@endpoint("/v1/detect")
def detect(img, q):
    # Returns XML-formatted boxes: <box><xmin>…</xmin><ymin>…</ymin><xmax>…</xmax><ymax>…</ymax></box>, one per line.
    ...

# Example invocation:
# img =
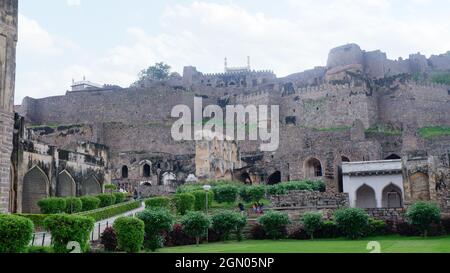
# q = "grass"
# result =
<box><xmin>419</xmin><ymin>126</ymin><xmax>450</xmax><ymax>139</ymax></box>
<box><xmin>157</xmin><ymin>235</ymin><xmax>450</xmax><ymax>253</ymax></box>
<box><xmin>365</xmin><ymin>124</ymin><xmax>402</xmax><ymax>136</ymax></box>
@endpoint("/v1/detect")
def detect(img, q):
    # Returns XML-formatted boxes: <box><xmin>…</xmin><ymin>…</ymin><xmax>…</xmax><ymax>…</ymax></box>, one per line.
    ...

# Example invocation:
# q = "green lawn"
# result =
<box><xmin>158</xmin><ymin>236</ymin><xmax>450</xmax><ymax>253</ymax></box>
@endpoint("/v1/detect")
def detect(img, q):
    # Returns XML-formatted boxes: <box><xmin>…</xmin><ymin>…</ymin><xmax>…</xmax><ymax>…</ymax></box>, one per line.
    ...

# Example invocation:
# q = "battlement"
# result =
<box><xmin>201</xmin><ymin>70</ymin><xmax>275</xmax><ymax>78</ymax></box>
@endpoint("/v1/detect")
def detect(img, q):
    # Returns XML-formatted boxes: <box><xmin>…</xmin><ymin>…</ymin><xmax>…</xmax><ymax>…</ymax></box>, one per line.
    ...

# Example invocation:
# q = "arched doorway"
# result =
<box><xmin>22</xmin><ymin>166</ymin><xmax>49</xmax><ymax>213</ymax></box>
<box><xmin>143</xmin><ymin>164</ymin><xmax>151</xmax><ymax>178</ymax></box>
<box><xmin>56</xmin><ymin>170</ymin><xmax>76</xmax><ymax>197</ymax></box>
<box><xmin>81</xmin><ymin>176</ymin><xmax>102</xmax><ymax>196</ymax></box>
<box><xmin>215</xmin><ymin>167</ymin><xmax>222</xmax><ymax>179</ymax></box>
<box><xmin>355</xmin><ymin>184</ymin><xmax>376</xmax><ymax>209</ymax></box>
<box><xmin>240</xmin><ymin>172</ymin><xmax>252</xmax><ymax>184</ymax></box>
<box><xmin>385</xmin><ymin>154</ymin><xmax>401</xmax><ymax>160</ymax></box>
<box><xmin>268</xmin><ymin>171</ymin><xmax>281</xmax><ymax>185</ymax></box>
<box><xmin>304</xmin><ymin>158</ymin><xmax>323</xmax><ymax>178</ymax></box>
<box><xmin>409</xmin><ymin>172</ymin><xmax>431</xmax><ymax>201</ymax></box>
<box><xmin>122</xmin><ymin>166</ymin><xmax>128</xmax><ymax>179</ymax></box>
<box><xmin>382</xmin><ymin>184</ymin><xmax>403</xmax><ymax>208</ymax></box>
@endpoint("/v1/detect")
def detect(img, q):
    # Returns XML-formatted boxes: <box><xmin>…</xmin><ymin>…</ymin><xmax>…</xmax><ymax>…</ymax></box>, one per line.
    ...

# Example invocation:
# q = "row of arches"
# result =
<box><xmin>355</xmin><ymin>183</ymin><xmax>403</xmax><ymax>209</ymax></box>
<box><xmin>22</xmin><ymin>166</ymin><xmax>102</xmax><ymax>213</ymax></box>
<box><xmin>121</xmin><ymin>163</ymin><xmax>151</xmax><ymax>179</ymax></box>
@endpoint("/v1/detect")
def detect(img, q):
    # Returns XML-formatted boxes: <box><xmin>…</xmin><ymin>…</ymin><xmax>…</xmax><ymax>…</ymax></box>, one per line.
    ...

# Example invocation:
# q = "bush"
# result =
<box><xmin>0</xmin><ymin>215</ymin><xmax>34</xmax><ymax>253</ymax></box>
<box><xmin>249</xmin><ymin>224</ymin><xmax>266</xmax><ymax>240</ymax></box>
<box><xmin>101</xmin><ymin>227</ymin><xmax>117</xmax><ymax>252</ymax></box>
<box><xmin>334</xmin><ymin>208</ymin><xmax>369</xmax><ymax>239</ymax></box>
<box><xmin>96</xmin><ymin>194</ymin><xmax>116</xmax><ymax>208</ymax></box>
<box><xmin>44</xmin><ymin>214</ymin><xmax>94</xmax><ymax>253</ymax></box>
<box><xmin>235</xmin><ymin>214</ymin><xmax>248</xmax><ymax>242</ymax></box>
<box><xmin>239</xmin><ymin>185</ymin><xmax>266</xmax><ymax>203</ymax></box>
<box><xmin>145</xmin><ymin>197</ymin><xmax>172</xmax><ymax>210</ymax></box>
<box><xmin>315</xmin><ymin>221</ymin><xmax>341</xmax><ymax>239</ymax></box>
<box><xmin>77</xmin><ymin>201</ymin><xmax>141</xmax><ymax>222</ymax></box>
<box><xmin>136</xmin><ymin>208</ymin><xmax>174</xmax><ymax>251</ymax></box>
<box><xmin>80</xmin><ymin>196</ymin><xmax>101</xmax><ymax>211</ymax></box>
<box><xmin>173</xmin><ymin>193</ymin><xmax>195</xmax><ymax>215</ymax></box>
<box><xmin>211</xmin><ymin>211</ymin><xmax>247</xmax><ymax>241</ymax></box>
<box><xmin>113</xmin><ymin>216</ymin><xmax>145</xmax><ymax>253</ymax></box>
<box><xmin>301</xmin><ymin>212</ymin><xmax>323</xmax><ymax>239</ymax></box>
<box><xmin>441</xmin><ymin>218</ymin><xmax>450</xmax><ymax>234</ymax></box>
<box><xmin>164</xmin><ymin>223</ymin><xmax>196</xmax><ymax>247</ymax></box>
<box><xmin>37</xmin><ymin>198</ymin><xmax>67</xmax><ymax>214</ymax></box>
<box><xmin>287</xmin><ymin>225</ymin><xmax>310</xmax><ymax>240</ymax></box>
<box><xmin>113</xmin><ymin>192</ymin><xmax>126</xmax><ymax>204</ymax></box>
<box><xmin>406</xmin><ymin>202</ymin><xmax>441</xmax><ymax>237</ymax></box>
<box><xmin>181</xmin><ymin>211</ymin><xmax>211</xmax><ymax>246</ymax></box>
<box><xmin>258</xmin><ymin>211</ymin><xmax>291</xmax><ymax>240</ymax></box>
<box><xmin>105</xmin><ymin>184</ymin><xmax>118</xmax><ymax>192</ymax></box>
<box><xmin>191</xmin><ymin>191</ymin><xmax>213</xmax><ymax>211</ymax></box>
<box><xmin>213</xmin><ymin>185</ymin><xmax>239</xmax><ymax>204</ymax></box>
<box><xmin>397</xmin><ymin>221</ymin><xmax>421</xmax><ymax>236</ymax></box>
<box><xmin>364</xmin><ymin>218</ymin><xmax>388</xmax><ymax>237</ymax></box>
<box><xmin>64</xmin><ymin>198</ymin><xmax>83</xmax><ymax>214</ymax></box>
<box><xmin>27</xmin><ymin>246</ymin><xmax>54</xmax><ymax>253</ymax></box>
<box><xmin>14</xmin><ymin>214</ymin><xmax>53</xmax><ymax>231</ymax></box>
<box><xmin>267</xmin><ymin>181</ymin><xmax>326</xmax><ymax>195</ymax></box>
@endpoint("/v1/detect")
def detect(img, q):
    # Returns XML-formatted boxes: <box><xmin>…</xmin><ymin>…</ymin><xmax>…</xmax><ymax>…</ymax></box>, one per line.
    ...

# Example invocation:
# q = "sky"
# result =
<box><xmin>15</xmin><ymin>0</ymin><xmax>450</xmax><ymax>104</ymax></box>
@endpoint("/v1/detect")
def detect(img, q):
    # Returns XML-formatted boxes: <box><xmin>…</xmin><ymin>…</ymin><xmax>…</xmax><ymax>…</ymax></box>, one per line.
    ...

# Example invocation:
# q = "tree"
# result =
<box><xmin>301</xmin><ymin>212</ymin><xmax>323</xmax><ymax>240</ymax></box>
<box><xmin>181</xmin><ymin>211</ymin><xmax>211</xmax><ymax>246</ymax></box>
<box><xmin>136</xmin><ymin>208</ymin><xmax>174</xmax><ymax>252</ymax></box>
<box><xmin>406</xmin><ymin>202</ymin><xmax>441</xmax><ymax>237</ymax></box>
<box><xmin>334</xmin><ymin>208</ymin><xmax>369</xmax><ymax>240</ymax></box>
<box><xmin>133</xmin><ymin>62</ymin><xmax>171</xmax><ymax>86</ymax></box>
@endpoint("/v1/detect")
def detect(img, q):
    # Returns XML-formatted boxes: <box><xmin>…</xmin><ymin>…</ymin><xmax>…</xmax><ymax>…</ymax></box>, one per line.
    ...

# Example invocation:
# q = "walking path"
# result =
<box><xmin>30</xmin><ymin>201</ymin><xmax>145</xmax><ymax>247</ymax></box>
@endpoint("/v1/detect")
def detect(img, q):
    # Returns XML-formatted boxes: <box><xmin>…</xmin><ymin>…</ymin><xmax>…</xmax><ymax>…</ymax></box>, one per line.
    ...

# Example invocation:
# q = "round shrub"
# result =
<box><xmin>213</xmin><ymin>185</ymin><xmax>239</xmax><ymax>204</ymax></box>
<box><xmin>258</xmin><ymin>211</ymin><xmax>290</xmax><ymax>240</ymax></box>
<box><xmin>113</xmin><ymin>216</ymin><xmax>145</xmax><ymax>253</ymax></box>
<box><xmin>191</xmin><ymin>190</ymin><xmax>213</xmax><ymax>211</ymax></box>
<box><xmin>44</xmin><ymin>214</ymin><xmax>94</xmax><ymax>253</ymax></box>
<box><xmin>38</xmin><ymin>197</ymin><xmax>67</xmax><ymax>214</ymax></box>
<box><xmin>239</xmin><ymin>185</ymin><xmax>265</xmax><ymax>203</ymax></box>
<box><xmin>0</xmin><ymin>215</ymin><xmax>34</xmax><ymax>253</ymax></box>
<box><xmin>181</xmin><ymin>211</ymin><xmax>211</xmax><ymax>246</ymax></box>
<box><xmin>96</xmin><ymin>194</ymin><xmax>116</xmax><ymax>208</ymax></box>
<box><xmin>173</xmin><ymin>193</ymin><xmax>195</xmax><ymax>215</ymax></box>
<box><xmin>136</xmin><ymin>208</ymin><xmax>174</xmax><ymax>251</ymax></box>
<box><xmin>406</xmin><ymin>201</ymin><xmax>441</xmax><ymax>237</ymax></box>
<box><xmin>334</xmin><ymin>208</ymin><xmax>369</xmax><ymax>239</ymax></box>
<box><xmin>80</xmin><ymin>196</ymin><xmax>101</xmax><ymax>211</ymax></box>
<box><xmin>145</xmin><ymin>196</ymin><xmax>172</xmax><ymax>210</ymax></box>
<box><xmin>211</xmin><ymin>211</ymin><xmax>247</xmax><ymax>241</ymax></box>
<box><xmin>113</xmin><ymin>192</ymin><xmax>126</xmax><ymax>204</ymax></box>
<box><xmin>301</xmin><ymin>212</ymin><xmax>323</xmax><ymax>239</ymax></box>
<box><xmin>101</xmin><ymin>227</ymin><xmax>117</xmax><ymax>252</ymax></box>
<box><xmin>64</xmin><ymin>197</ymin><xmax>82</xmax><ymax>214</ymax></box>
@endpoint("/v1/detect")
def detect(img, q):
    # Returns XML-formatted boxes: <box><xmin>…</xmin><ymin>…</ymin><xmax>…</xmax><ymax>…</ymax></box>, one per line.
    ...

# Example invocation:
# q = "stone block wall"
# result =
<box><xmin>365</xmin><ymin>208</ymin><xmax>406</xmax><ymax>223</ymax></box>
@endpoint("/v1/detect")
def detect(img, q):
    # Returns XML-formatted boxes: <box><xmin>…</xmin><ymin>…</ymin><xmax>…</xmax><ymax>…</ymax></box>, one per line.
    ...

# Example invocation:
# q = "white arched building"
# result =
<box><xmin>342</xmin><ymin>160</ymin><xmax>404</xmax><ymax>209</ymax></box>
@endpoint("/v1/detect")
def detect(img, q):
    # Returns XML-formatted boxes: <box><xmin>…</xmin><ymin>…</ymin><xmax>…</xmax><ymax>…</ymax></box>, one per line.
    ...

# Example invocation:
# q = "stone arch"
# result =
<box><xmin>240</xmin><ymin>172</ymin><xmax>252</xmax><ymax>184</ymax></box>
<box><xmin>304</xmin><ymin>157</ymin><xmax>323</xmax><ymax>178</ymax></box>
<box><xmin>143</xmin><ymin>164</ymin><xmax>151</xmax><ymax>178</ymax></box>
<box><xmin>215</xmin><ymin>167</ymin><xmax>223</xmax><ymax>179</ymax></box>
<box><xmin>121</xmin><ymin>166</ymin><xmax>128</xmax><ymax>179</ymax></box>
<box><xmin>268</xmin><ymin>171</ymin><xmax>281</xmax><ymax>185</ymax></box>
<box><xmin>385</xmin><ymin>154</ymin><xmax>401</xmax><ymax>160</ymax></box>
<box><xmin>81</xmin><ymin>176</ymin><xmax>102</xmax><ymax>196</ymax></box>
<box><xmin>22</xmin><ymin>166</ymin><xmax>49</xmax><ymax>214</ymax></box>
<box><xmin>224</xmin><ymin>170</ymin><xmax>232</xmax><ymax>180</ymax></box>
<box><xmin>341</xmin><ymin>156</ymin><xmax>351</xmax><ymax>162</ymax></box>
<box><xmin>382</xmin><ymin>183</ymin><xmax>403</xmax><ymax>208</ymax></box>
<box><xmin>56</xmin><ymin>170</ymin><xmax>76</xmax><ymax>197</ymax></box>
<box><xmin>409</xmin><ymin>172</ymin><xmax>431</xmax><ymax>201</ymax></box>
<box><xmin>355</xmin><ymin>184</ymin><xmax>377</xmax><ymax>209</ymax></box>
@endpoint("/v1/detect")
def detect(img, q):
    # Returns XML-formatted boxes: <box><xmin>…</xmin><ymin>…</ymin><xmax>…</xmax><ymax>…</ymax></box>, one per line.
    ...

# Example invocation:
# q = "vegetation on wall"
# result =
<box><xmin>419</xmin><ymin>126</ymin><xmax>450</xmax><ymax>139</ymax></box>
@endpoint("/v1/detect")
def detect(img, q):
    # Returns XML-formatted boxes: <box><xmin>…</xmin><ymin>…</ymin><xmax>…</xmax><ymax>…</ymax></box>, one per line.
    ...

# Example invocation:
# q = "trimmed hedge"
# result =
<box><xmin>96</xmin><ymin>194</ymin><xmax>117</xmax><ymax>208</ymax></box>
<box><xmin>173</xmin><ymin>193</ymin><xmax>195</xmax><ymax>215</ymax></box>
<box><xmin>113</xmin><ymin>192</ymin><xmax>127</xmax><ymax>204</ymax></box>
<box><xmin>258</xmin><ymin>211</ymin><xmax>291</xmax><ymax>239</ymax></box>
<box><xmin>145</xmin><ymin>197</ymin><xmax>172</xmax><ymax>210</ymax></box>
<box><xmin>213</xmin><ymin>185</ymin><xmax>239</xmax><ymax>204</ymax></box>
<box><xmin>65</xmin><ymin>197</ymin><xmax>83</xmax><ymax>214</ymax></box>
<box><xmin>0</xmin><ymin>215</ymin><xmax>34</xmax><ymax>253</ymax></box>
<box><xmin>14</xmin><ymin>214</ymin><xmax>55</xmax><ymax>231</ymax></box>
<box><xmin>44</xmin><ymin>214</ymin><xmax>95</xmax><ymax>253</ymax></box>
<box><xmin>239</xmin><ymin>185</ymin><xmax>265</xmax><ymax>203</ymax></box>
<box><xmin>114</xmin><ymin>216</ymin><xmax>145</xmax><ymax>253</ymax></box>
<box><xmin>77</xmin><ymin>201</ymin><xmax>141</xmax><ymax>222</ymax></box>
<box><xmin>80</xmin><ymin>196</ymin><xmax>101</xmax><ymax>211</ymax></box>
<box><xmin>191</xmin><ymin>191</ymin><xmax>213</xmax><ymax>211</ymax></box>
<box><xmin>211</xmin><ymin>210</ymin><xmax>247</xmax><ymax>241</ymax></box>
<box><xmin>136</xmin><ymin>208</ymin><xmax>174</xmax><ymax>252</ymax></box>
<box><xmin>37</xmin><ymin>198</ymin><xmax>67</xmax><ymax>214</ymax></box>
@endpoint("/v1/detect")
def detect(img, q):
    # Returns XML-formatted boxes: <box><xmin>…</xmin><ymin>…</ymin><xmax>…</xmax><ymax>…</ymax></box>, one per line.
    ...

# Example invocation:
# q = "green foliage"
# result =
<box><xmin>431</xmin><ymin>72</ymin><xmax>450</xmax><ymax>85</ymax></box>
<box><xmin>134</xmin><ymin>62</ymin><xmax>171</xmax><ymax>85</ymax></box>
<box><xmin>213</xmin><ymin>185</ymin><xmax>239</xmax><ymax>204</ymax></box>
<box><xmin>419</xmin><ymin>126</ymin><xmax>450</xmax><ymax>139</ymax></box>
<box><xmin>235</xmin><ymin>214</ymin><xmax>248</xmax><ymax>242</ymax></box>
<box><xmin>145</xmin><ymin>196</ymin><xmax>172</xmax><ymax>210</ymax></box>
<box><xmin>77</xmin><ymin>201</ymin><xmax>141</xmax><ymax>222</ymax></box>
<box><xmin>364</xmin><ymin>218</ymin><xmax>388</xmax><ymax>237</ymax></box>
<box><xmin>44</xmin><ymin>214</ymin><xmax>94</xmax><ymax>253</ymax></box>
<box><xmin>113</xmin><ymin>192</ymin><xmax>126</xmax><ymax>204</ymax></box>
<box><xmin>80</xmin><ymin>196</ymin><xmax>101</xmax><ymax>211</ymax></box>
<box><xmin>14</xmin><ymin>214</ymin><xmax>54</xmax><ymax>230</ymax></box>
<box><xmin>406</xmin><ymin>202</ymin><xmax>441</xmax><ymax>237</ymax></box>
<box><xmin>105</xmin><ymin>184</ymin><xmax>118</xmax><ymax>192</ymax></box>
<box><xmin>0</xmin><ymin>215</ymin><xmax>34</xmax><ymax>253</ymax></box>
<box><xmin>173</xmin><ymin>193</ymin><xmax>195</xmax><ymax>215</ymax></box>
<box><xmin>267</xmin><ymin>180</ymin><xmax>326</xmax><ymax>195</ymax></box>
<box><xmin>334</xmin><ymin>208</ymin><xmax>370</xmax><ymax>239</ymax></box>
<box><xmin>258</xmin><ymin>211</ymin><xmax>291</xmax><ymax>240</ymax></box>
<box><xmin>27</xmin><ymin>246</ymin><xmax>54</xmax><ymax>253</ymax></box>
<box><xmin>365</xmin><ymin>124</ymin><xmax>402</xmax><ymax>136</ymax></box>
<box><xmin>239</xmin><ymin>185</ymin><xmax>265</xmax><ymax>202</ymax></box>
<box><xmin>191</xmin><ymin>190</ymin><xmax>214</xmax><ymax>211</ymax></box>
<box><xmin>181</xmin><ymin>211</ymin><xmax>211</xmax><ymax>246</ymax></box>
<box><xmin>211</xmin><ymin>211</ymin><xmax>247</xmax><ymax>241</ymax></box>
<box><xmin>301</xmin><ymin>212</ymin><xmax>323</xmax><ymax>239</ymax></box>
<box><xmin>136</xmin><ymin>208</ymin><xmax>174</xmax><ymax>251</ymax></box>
<box><xmin>64</xmin><ymin>198</ymin><xmax>83</xmax><ymax>214</ymax></box>
<box><xmin>37</xmin><ymin>197</ymin><xmax>67</xmax><ymax>214</ymax></box>
<box><xmin>96</xmin><ymin>194</ymin><xmax>117</xmax><ymax>208</ymax></box>
<box><xmin>113</xmin><ymin>216</ymin><xmax>145</xmax><ymax>253</ymax></box>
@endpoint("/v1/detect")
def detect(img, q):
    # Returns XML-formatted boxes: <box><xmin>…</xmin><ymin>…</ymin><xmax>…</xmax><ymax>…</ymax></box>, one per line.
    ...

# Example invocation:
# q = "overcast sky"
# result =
<box><xmin>15</xmin><ymin>0</ymin><xmax>450</xmax><ymax>104</ymax></box>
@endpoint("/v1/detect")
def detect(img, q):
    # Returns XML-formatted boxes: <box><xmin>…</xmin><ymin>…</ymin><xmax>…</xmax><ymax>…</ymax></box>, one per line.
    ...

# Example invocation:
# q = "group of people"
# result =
<box><xmin>238</xmin><ymin>202</ymin><xmax>265</xmax><ymax>215</ymax></box>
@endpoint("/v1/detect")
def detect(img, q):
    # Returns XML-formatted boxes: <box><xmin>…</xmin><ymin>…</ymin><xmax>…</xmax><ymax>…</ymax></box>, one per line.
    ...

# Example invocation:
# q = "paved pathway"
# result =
<box><xmin>30</xmin><ymin>201</ymin><xmax>145</xmax><ymax>247</ymax></box>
